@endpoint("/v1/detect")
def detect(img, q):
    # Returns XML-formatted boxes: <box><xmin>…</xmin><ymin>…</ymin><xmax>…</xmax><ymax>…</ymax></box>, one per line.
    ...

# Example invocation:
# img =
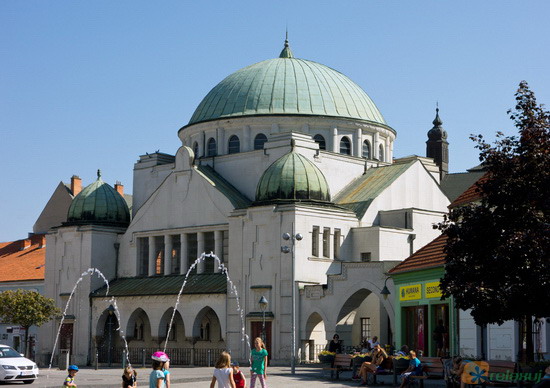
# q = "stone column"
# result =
<box><xmin>214</xmin><ymin>230</ymin><xmax>223</xmax><ymax>273</ymax></box>
<box><xmin>243</xmin><ymin>126</ymin><xmax>251</xmax><ymax>152</ymax></box>
<box><xmin>148</xmin><ymin>236</ymin><xmax>155</xmax><ymax>276</ymax></box>
<box><xmin>385</xmin><ymin>139</ymin><xmax>390</xmax><ymax>163</ymax></box>
<box><xmin>197</xmin><ymin>232</ymin><xmax>205</xmax><ymax>274</ymax></box>
<box><xmin>374</xmin><ymin>132</ymin><xmax>380</xmax><ymax>159</ymax></box>
<box><xmin>332</xmin><ymin>127</ymin><xmax>339</xmax><ymax>153</ymax></box>
<box><xmin>164</xmin><ymin>235</ymin><xmax>172</xmax><ymax>275</ymax></box>
<box><xmin>354</xmin><ymin>128</ymin><xmax>362</xmax><ymax>157</ymax></box>
<box><xmin>180</xmin><ymin>233</ymin><xmax>188</xmax><ymax>275</ymax></box>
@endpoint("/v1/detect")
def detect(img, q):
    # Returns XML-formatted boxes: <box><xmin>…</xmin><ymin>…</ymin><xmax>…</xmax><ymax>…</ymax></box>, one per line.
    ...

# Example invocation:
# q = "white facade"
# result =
<box><xmin>39</xmin><ymin>47</ymin><xmax>453</xmax><ymax>367</ymax></box>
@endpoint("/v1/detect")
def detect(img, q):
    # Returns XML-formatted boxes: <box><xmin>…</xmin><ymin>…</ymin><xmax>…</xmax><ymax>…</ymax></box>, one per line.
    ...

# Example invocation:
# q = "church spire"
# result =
<box><xmin>279</xmin><ymin>29</ymin><xmax>294</xmax><ymax>58</ymax></box>
<box><xmin>426</xmin><ymin>105</ymin><xmax>449</xmax><ymax>179</ymax></box>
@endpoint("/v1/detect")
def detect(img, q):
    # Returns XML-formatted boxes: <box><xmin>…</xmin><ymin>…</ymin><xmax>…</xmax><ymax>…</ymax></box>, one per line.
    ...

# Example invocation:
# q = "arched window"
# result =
<box><xmin>254</xmin><ymin>133</ymin><xmax>268</xmax><ymax>150</ymax></box>
<box><xmin>340</xmin><ymin>136</ymin><xmax>351</xmax><ymax>155</ymax></box>
<box><xmin>313</xmin><ymin>134</ymin><xmax>326</xmax><ymax>150</ymax></box>
<box><xmin>228</xmin><ymin>135</ymin><xmax>240</xmax><ymax>154</ymax></box>
<box><xmin>379</xmin><ymin>144</ymin><xmax>385</xmax><ymax>162</ymax></box>
<box><xmin>207</xmin><ymin>138</ymin><xmax>217</xmax><ymax>157</ymax></box>
<box><xmin>362</xmin><ymin>140</ymin><xmax>371</xmax><ymax>159</ymax></box>
<box><xmin>192</xmin><ymin>142</ymin><xmax>199</xmax><ymax>158</ymax></box>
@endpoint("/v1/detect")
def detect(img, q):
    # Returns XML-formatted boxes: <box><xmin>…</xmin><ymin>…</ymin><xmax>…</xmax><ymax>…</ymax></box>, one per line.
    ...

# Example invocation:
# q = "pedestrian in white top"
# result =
<box><xmin>210</xmin><ymin>351</ymin><xmax>236</xmax><ymax>388</ymax></box>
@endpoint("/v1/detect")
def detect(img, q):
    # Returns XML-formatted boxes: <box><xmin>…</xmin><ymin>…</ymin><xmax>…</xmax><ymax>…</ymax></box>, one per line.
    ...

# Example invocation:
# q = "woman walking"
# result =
<box><xmin>250</xmin><ymin>337</ymin><xmax>268</xmax><ymax>388</ymax></box>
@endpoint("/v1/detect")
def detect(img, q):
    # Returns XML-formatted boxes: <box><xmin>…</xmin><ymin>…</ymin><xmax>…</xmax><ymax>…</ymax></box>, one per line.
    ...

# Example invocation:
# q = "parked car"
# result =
<box><xmin>0</xmin><ymin>344</ymin><xmax>39</xmax><ymax>384</ymax></box>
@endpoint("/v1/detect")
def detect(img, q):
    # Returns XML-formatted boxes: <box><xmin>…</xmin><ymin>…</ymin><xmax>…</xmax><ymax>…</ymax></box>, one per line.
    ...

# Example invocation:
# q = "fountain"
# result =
<box><xmin>163</xmin><ymin>253</ymin><xmax>251</xmax><ymax>359</ymax></box>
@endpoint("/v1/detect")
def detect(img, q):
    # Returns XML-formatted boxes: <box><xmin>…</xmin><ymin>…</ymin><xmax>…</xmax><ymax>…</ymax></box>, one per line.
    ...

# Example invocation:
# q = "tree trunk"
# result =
<box><xmin>525</xmin><ymin>315</ymin><xmax>534</xmax><ymax>363</ymax></box>
<box><xmin>23</xmin><ymin>326</ymin><xmax>30</xmax><ymax>358</ymax></box>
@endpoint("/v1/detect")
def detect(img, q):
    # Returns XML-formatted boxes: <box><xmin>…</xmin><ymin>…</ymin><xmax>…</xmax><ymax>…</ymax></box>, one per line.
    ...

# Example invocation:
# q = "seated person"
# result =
<box><xmin>399</xmin><ymin>350</ymin><xmax>422</xmax><ymax>388</ymax></box>
<box><xmin>360</xmin><ymin>339</ymin><xmax>372</xmax><ymax>354</ymax></box>
<box><xmin>328</xmin><ymin>334</ymin><xmax>342</xmax><ymax>353</ymax></box>
<box><xmin>359</xmin><ymin>344</ymin><xmax>388</xmax><ymax>386</ymax></box>
<box><xmin>396</xmin><ymin>345</ymin><xmax>409</xmax><ymax>357</ymax></box>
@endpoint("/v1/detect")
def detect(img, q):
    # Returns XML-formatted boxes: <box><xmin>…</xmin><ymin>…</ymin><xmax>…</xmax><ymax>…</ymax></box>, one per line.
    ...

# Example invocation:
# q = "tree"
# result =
<box><xmin>439</xmin><ymin>81</ymin><xmax>550</xmax><ymax>362</ymax></box>
<box><xmin>0</xmin><ymin>289</ymin><xmax>60</xmax><ymax>358</ymax></box>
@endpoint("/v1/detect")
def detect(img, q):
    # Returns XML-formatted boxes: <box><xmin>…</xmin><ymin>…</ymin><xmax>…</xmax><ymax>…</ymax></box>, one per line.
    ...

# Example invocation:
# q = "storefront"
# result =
<box><xmin>389</xmin><ymin>236</ymin><xmax>457</xmax><ymax>357</ymax></box>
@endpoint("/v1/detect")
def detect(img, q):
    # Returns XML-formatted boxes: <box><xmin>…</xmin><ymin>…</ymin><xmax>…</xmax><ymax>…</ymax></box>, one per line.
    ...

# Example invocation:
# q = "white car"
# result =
<box><xmin>0</xmin><ymin>345</ymin><xmax>39</xmax><ymax>384</ymax></box>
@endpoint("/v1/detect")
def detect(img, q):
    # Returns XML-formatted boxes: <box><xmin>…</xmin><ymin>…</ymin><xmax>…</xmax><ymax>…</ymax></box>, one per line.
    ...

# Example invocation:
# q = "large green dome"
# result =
<box><xmin>255</xmin><ymin>151</ymin><xmax>331</xmax><ymax>204</ymax></box>
<box><xmin>66</xmin><ymin>170</ymin><xmax>130</xmax><ymax>227</ymax></box>
<box><xmin>188</xmin><ymin>43</ymin><xmax>386</xmax><ymax>126</ymax></box>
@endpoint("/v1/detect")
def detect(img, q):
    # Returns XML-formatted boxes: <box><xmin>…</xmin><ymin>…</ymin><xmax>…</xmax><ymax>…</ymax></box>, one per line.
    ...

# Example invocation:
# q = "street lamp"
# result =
<box><xmin>107</xmin><ymin>305</ymin><xmax>115</xmax><ymax>367</ymax></box>
<box><xmin>281</xmin><ymin>227</ymin><xmax>302</xmax><ymax>375</ymax></box>
<box><xmin>259</xmin><ymin>296</ymin><xmax>268</xmax><ymax>343</ymax></box>
<box><xmin>380</xmin><ymin>277</ymin><xmax>391</xmax><ymax>300</ymax></box>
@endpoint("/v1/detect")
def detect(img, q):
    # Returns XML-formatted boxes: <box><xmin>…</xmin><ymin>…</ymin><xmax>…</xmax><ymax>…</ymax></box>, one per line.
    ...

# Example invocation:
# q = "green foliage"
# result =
<box><xmin>0</xmin><ymin>289</ymin><xmax>60</xmax><ymax>329</ymax></box>
<box><xmin>439</xmin><ymin>81</ymin><xmax>550</xmax><ymax>326</ymax></box>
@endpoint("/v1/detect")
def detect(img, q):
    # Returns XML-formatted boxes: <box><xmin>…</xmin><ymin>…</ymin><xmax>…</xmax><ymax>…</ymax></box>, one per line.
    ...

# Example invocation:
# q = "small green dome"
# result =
<box><xmin>66</xmin><ymin>170</ymin><xmax>130</xmax><ymax>227</ymax></box>
<box><xmin>188</xmin><ymin>43</ymin><xmax>387</xmax><ymax>126</ymax></box>
<box><xmin>255</xmin><ymin>152</ymin><xmax>331</xmax><ymax>204</ymax></box>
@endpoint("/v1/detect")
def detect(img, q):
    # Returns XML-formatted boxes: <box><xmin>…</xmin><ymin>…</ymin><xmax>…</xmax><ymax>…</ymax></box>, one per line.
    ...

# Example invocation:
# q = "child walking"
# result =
<box><xmin>63</xmin><ymin>365</ymin><xmax>79</xmax><ymax>387</ymax></box>
<box><xmin>122</xmin><ymin>365</ymin><xmax>137</xmax><ymax>388</ymax></box>
<box><xmin>210</xmin><ymin>351</ymin><xmax>236</xmax><ymax>388</ymax></box>
<box><xmin>232</xmin><ymin>361</ymin><xmax>247</xmax><ymax>388</ymax></box>
<box><xmin>250</xmin><ymin>337</ymin><xmax>268</xmax><ymax>388</ymax></box>
<box><xmin>150</xmin><ymin>351</ymin><xmax>169</xmax><ymax>388</ymax></box>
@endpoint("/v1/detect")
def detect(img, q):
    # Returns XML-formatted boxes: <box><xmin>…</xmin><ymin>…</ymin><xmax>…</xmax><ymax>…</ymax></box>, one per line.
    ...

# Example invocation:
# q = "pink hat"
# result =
<box><xmin>151</xmin><ymin>351</ymin><xmax>170</xmax><ymax>362</ymax></box>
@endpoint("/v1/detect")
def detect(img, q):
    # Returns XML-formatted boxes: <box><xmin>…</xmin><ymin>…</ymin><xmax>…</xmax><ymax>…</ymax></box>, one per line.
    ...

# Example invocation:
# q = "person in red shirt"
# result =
<box><xmin>231</xmin><ymin>362</ymin><xmax>246</xmax><ymax>388</ymax></box>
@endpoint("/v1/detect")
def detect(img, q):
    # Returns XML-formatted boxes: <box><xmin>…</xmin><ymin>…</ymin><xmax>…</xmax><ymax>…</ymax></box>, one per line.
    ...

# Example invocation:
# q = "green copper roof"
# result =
<box><xmin>66</xmin><ymin>170</ymin><xmax>130</xmax><ymax>227</ymax></box>
<box><xmin>334</xmin><ymin>161</ymin><xmax>415</xmax><ymax>218</ymax></box>
<box><xmin>91</xmin><ymin>273</ymin><xmax>227</xmax><ymax>297</ymax></box>
<box><xmin>188</xmin><ymin>43</ymin><xmax>386</xmax><ymax>126</ymax></box>
<box><xmin>255</xmin><ymin>151</ymin><xmax>331</xmax><ymax>204</ymax></box>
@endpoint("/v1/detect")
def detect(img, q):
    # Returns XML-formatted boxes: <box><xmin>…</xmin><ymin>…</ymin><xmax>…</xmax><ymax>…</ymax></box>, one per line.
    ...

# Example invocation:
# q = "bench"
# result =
<box><xmin>322</xmin><ymin>353</ymin><xmax>352</xmax><ymax>380</ymax></box>
<box><xmin>477</xmin><ymin>360</ymin><xmax>518</xmax><ymax>387</ymax></box>
<box><xmin>409</xmin><ymin>357</ymin><xmax>445</xmax><ymax>388</ymax></box>
<box><xmin>370</xmin><ymin>357</ymin><xmax>394</xmax><ymax>385</ymax></box>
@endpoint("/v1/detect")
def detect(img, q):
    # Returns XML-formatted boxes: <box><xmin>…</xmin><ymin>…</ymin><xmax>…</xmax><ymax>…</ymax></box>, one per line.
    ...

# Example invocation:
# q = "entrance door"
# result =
<box><xmin>432</xmin><ymin>304</ymin><xmax>449</xmax><ymax>357</ymax></box>
<box><xmin>250</xmin><ymin>321</ymin><xmax>272</xmax><ymax>359</ymax></box>
<box><xmin>59</xmin><ymin>323</ymin><xmax>74</xmax><ymax>355</ymax></box>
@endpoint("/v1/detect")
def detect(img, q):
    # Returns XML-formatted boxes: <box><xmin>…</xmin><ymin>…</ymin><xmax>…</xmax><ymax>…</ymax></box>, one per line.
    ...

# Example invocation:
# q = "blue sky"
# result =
<box><xmin>1</xmin><ymin>1</ymin><xmax>549</xmax><ymax>241</ymax></box>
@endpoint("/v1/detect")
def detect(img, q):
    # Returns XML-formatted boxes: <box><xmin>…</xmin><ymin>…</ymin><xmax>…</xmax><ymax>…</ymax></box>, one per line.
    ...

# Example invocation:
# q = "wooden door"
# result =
<box><xmin>59</xmin><ymin>323</ymin><xmax>73</xmax><ymax>354</ymax></box>
<box><xmin>250</xmin><ymin>321</ymin><xmax>272</xmax><ymax>359</ymax></box>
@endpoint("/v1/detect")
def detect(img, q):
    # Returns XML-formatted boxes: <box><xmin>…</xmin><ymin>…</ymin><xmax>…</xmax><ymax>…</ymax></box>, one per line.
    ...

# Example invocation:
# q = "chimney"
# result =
<box><xmin>38</xmin><ymin>235</ymin><xmax>46</xmax><ymax>249</ymax></box>
<box><xmin>20</xmin><ymin>239</ymin><xmax>31</xmax><ymax>251</ymax></box>
<box><xmin>114</xmin><ymin>181</ymin><xmax>124</xmax><ymax>196</ymax></box>
<box><xmin>71</xmin><ymin>175</ymin><xmax>82</xmax><ymax>196</ymax></box>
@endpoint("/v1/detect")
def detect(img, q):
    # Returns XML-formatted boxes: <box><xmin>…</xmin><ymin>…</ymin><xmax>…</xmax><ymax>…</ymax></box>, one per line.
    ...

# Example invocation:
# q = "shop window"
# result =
<box><xmin>228</xmin><ymin>135</ymin><xmax>240</xmax><ymax>154</ymax></box>
<box><xmin>314</xmin><ymin>134</ymin><xmax>326</xmax><ymax>150</ymax></box>
<box><xmin>254</xmin><ymin>133</ymin><xmax>268</xmax><ymax>150</ymax></box>
<box><xmin>134</xmin><ymin>323</ymin><xmax>144</xmax><ymax>341</ymax></box>
<box><xmin>361</xmin><ymin>252</ymin><xmax>371</xmax><ymax>262</ymax></box>
<box><xmin>207</xmin><ymin>138</ymin><xmax>217</xmax><ymax>157</ymax></box>
<box><xmin>340</xmin><ymin>136</ymin><xmax>351</xmax><ymax>155</ymax></box>
<box><xmin>166</xmin><ymin>323</ymin><xmax>176</xmax><ymax>341</ymax></box>
<box><xmin>322</xmin><ymin>227</ymin><xmax>330</xmax><ymax>258</ymax></box>
<box><xmin>312</xmin><ymin>226</ymin><xmax>320</xmax><ymax>257</ymax></box>
<box><xmin>200</xmin><ymin>322</ymin><xmax>210</xmax><ymax>341</ymax></box>
<box><xmin>333</xmin><ymin>229</ymin><xmax>341</xmax><ymax>260</ymax></box>
<box><xmin>362</xmin><ymin>140</ymin><xmax>371</xmax><ymax>159</ymax></box>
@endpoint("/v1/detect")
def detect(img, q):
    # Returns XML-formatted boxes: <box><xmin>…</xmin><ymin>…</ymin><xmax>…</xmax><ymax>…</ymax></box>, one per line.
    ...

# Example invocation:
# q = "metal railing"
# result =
<box><xmin>96</xmin><ymin>347</ymin><xmax>221</xmax><ymax>366</ymax></box>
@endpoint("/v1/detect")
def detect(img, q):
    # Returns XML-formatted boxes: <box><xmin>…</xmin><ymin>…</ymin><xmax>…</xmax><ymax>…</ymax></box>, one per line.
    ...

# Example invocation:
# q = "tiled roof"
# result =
<box><xmin>389</xmin><ymin>234</ymin><xmax>447</xmax><ymax>274</ymax></box>
<box><xmin>448</xmin><ymin>173</ymin><xmax>488</xmax><ymax>208</ymax></box>
<box><xmin>334</xmin><ymin>160</ymin><xmax>415</xmax><ymax>218</ymax></box>
<box><xmin>90</xmin><ymin>273</ymin><xmax>228</xmax><ymax>297</ymax></box>
<box><xmin>0</xmin><ymin>235</ymin><xmax>46</xmax><ymax>282</ymax></box>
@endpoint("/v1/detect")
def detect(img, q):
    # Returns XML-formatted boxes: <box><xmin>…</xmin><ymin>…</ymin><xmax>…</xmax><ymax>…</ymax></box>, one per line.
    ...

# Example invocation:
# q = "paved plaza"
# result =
<box><xmin>32</xmin><ymin>365</ymin><xmax>447</xmax><ymax>388</ymax></box>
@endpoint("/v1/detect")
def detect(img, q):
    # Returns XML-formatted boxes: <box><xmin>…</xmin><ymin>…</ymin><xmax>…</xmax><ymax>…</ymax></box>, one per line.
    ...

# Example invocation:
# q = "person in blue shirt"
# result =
<box><xmin>399</xmin><ymin>350</ymin><xmax>422</xmax><ymax>388</ymax></box>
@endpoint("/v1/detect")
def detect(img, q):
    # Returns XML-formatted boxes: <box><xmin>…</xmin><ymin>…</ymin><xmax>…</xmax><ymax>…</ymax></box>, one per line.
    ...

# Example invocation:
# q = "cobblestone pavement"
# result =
<box><xmin>32</xmin><ymin>365</ymin><xmax>447</xmax><ymax>388</ymax></box>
